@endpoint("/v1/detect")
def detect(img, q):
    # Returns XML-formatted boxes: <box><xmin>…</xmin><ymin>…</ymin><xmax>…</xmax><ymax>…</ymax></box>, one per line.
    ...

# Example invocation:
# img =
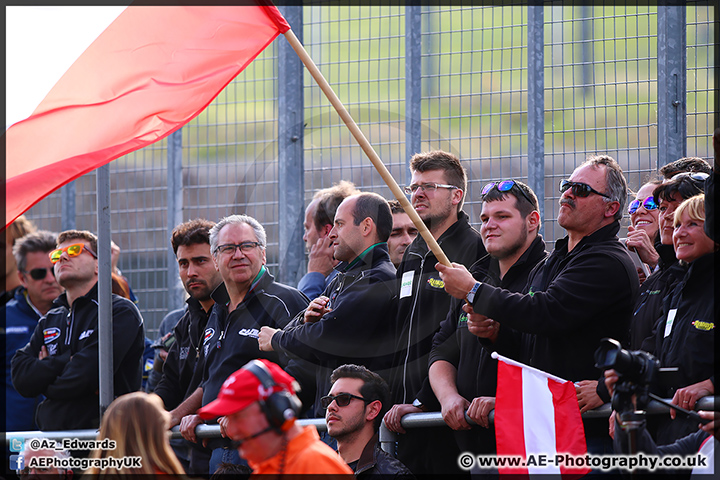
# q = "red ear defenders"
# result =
<box><xmin>244</xmin><ymin>360</ymin><xmax>301</xmax><ymax>432</ymax></box>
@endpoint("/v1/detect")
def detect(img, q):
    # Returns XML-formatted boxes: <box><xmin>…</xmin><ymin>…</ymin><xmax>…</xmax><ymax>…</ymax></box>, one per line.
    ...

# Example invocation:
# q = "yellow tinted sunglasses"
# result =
<box><xmin>49</xmin><ymin>243</ymin><xmax>97</xmax><ymax>264</ymax></box>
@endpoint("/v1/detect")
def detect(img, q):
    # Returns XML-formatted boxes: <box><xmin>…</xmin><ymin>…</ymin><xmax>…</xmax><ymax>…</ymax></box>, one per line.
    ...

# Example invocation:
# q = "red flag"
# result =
<box><xmin>494</xmin><ymin>353</ymin><xmax>590</xmax><ymax>478</ymax></box>
<box><xmin>4</xmin><ymin>5</ymin><xmax>290</xmax><ymax>228</ymax></box>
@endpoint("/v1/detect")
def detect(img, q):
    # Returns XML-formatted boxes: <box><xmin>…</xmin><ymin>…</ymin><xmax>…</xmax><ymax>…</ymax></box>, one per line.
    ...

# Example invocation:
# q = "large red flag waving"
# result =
<box><xmin>4</xmin><ymin>4</ymin><xmax>289</xmax><ymax>228</ymax></box>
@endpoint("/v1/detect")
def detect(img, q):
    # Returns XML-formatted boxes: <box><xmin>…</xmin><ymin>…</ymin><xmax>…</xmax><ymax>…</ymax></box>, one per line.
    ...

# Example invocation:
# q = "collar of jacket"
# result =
<box><xmin>54</xmin><ymin>281</ymin><xmax>100</xmax><ymax>309</ymax></box>
<box><xmin>683</xmin><ymin>251</ymin><xmax>715</xmax><ymax>284</ymax></box>
<box><xmin>209</xmin><ymin>267</ymin><xmax>273</xmax><ymax>307</ymax></box>
<box><xmin>334</xmin><ymin>243</ymin><xmax>391</xmax><ymax>275</ymax></box>
<box><xmin>354</xmin><ymin>432</ymin><xmax>381</xmax><ymax>475</ymax></box>
<box><xmin>407</xmin><ymin>210</ymin><xmax>472</xmax><ymax>254</ymax></box>
<box><xmin>655</xmin><ymin>241</ymin><xmax>678</xmax><ymax>269</ymax></box>
<box><xmin>554</xmin><ymin>220</ymin><xmax>621</xmax><ymax>255</ymax></box>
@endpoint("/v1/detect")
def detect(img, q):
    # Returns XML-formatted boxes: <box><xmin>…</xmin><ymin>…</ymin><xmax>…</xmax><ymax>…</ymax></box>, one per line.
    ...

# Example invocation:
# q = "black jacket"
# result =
<box><xmin>11</xmin><ymin>282</ymin><xmax>145</xmax><ymax>430</ymax></box>
<box><xmin>200</xmin><ymin>269</ymin><xmax>308</xmax><ymax>408</ymax></box>
<box><xmin>630</xmin><ymin>242</ymin><xmax>685</xmax><ymax>351</ymax></box>
<box><xmin>475</xmin><ymin>221</ymin><xmax>639</xmax><ymax>383</ymax></box>
<box><xmin>391</xmin><ymin>211</ymin><xmax>486</xmax><ymax>405</ymax></box>
<box><xmin>274</xmin><ymin>243</ymin><xmax>397</xmax><ymax>415</ymax></box>
<box><xmin>652</xmin><ymin>253</ymin><xmax>716</xmax><ymax>445</ymax></box>
<box><xmin>354</xmin><ymin>434</ymin><xmax>415</xmax><ymax>479</ymax></box>
<box><xmin>154</xmin><ymin>297</ymin><xmax>210</xmax><ymax>410</ymax></box>
<box><xmin>429</xmin><ymin>236</ymin><xmax>548</xmax><ymax>410</ymax></box>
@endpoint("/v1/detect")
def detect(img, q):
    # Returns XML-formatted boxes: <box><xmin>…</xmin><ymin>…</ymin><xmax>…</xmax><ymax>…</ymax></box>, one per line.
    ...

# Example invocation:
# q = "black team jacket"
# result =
<box><xmin>12</xmin><ymin>282</ymin><xmax>145</xmax><ymax>430</ymax></box>
<box><xmin>390</xmin><ymin>211</ymin><xmax>486</xmax><ymax>406</ymax></box>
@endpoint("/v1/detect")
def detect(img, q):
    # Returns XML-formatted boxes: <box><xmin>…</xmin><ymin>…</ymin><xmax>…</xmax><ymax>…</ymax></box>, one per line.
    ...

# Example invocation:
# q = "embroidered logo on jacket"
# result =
<box><xmin>692</xmin><ymin>320</ymin><xmax>714</xmax><ymax>331</ymax></box>
<box><xmin>78</xmin><ymin>329</ymin><xmax>94</xmax><ymax>340</ymax></box>
<box><xmin>43</xmin><ymin>327</ymin><xmax>61</xmax><ymax>344</ymax></box>
<box><xmin>238</xmin><ymin>328</ymin><xmax>260</xmax><ymax>339</ymax></box>
<box><xmin>203</xmin><ymin>328</ymin><xmax>215</xmax><ymax>344</ymax></box>
<box><xmin>427</xmin><ymin>277</ymin><xmax>445</xmax><ymax>289</ymax></box>
<box><xmin>179</xmin><ymin>346</ymin><xmax>190</xmax><ymax>360</ymax></box>
<box><xmin>458</xmin><ymin>312</ymin><xmax>468</xmax><ymax>327</ymax></box>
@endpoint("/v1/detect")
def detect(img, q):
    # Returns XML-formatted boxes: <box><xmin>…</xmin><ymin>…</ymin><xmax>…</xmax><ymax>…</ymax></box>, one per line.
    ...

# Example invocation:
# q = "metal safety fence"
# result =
<box><xmin>22</xmin><ymin>4</ymin><xmax>716</xmax><ymax>335</ymax></box>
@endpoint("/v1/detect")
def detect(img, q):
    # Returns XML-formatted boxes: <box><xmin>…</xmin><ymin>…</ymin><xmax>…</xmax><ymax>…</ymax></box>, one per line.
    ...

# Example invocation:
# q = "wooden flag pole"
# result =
<box><xmin>282</xmin><ymin>29</ymin><xmax>451</xmax><ymax>267</ymax></box>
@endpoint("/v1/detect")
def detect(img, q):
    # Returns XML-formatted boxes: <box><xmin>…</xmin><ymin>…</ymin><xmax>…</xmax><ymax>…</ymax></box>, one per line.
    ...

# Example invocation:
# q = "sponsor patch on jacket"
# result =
<box><xmin>239</xmin><ymin>328</ymin><xmax>260</xmax><ymax>338</ymax></box>
<box><xmin>203</xmin><ymin>328</ymin><xmax>215</xmax><ymax>344</ymax></box>
<box><xmin>458</xmin><ymin>312</ymin><xmax>468</xmax><ymax>327</ymax></box>
<box><xmin>43</xmin><ymin>327</ymin><xmax>61</xmax><ymax>344</ymax></box>
<box><xmin>426</xmin><ymin>277</ymin><xmax>445</xmax><ymax>289</ymax></box>
<box><xmin>692</xmin><ymin>320</ymin><xmax>714</xmax><ymax>331</ymax></box>
<box><xmin>179</xmin><ymin>346</ymin><xmax>190</xmax><ymax>360</ymax></box>
<box><xmin>78</xmin><ymin>329</ymin><xmax>94</xmax><ymax>340</ymax></box>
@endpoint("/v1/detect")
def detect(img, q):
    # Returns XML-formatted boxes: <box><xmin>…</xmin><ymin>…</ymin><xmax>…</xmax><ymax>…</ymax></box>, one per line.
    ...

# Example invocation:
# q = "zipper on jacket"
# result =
<box><xmin>401</xmin><ymin>251</ymin><xmax>426</xmax><ymax>403</ymax></box>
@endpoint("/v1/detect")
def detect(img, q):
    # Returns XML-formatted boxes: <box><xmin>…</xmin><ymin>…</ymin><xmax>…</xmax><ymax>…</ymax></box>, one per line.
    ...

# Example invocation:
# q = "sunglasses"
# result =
<box><xmin>320</xmin><ymin>392</ymin><xmax>368</xmax><ymax>409</ymax></box>
<box><xmin>559</xmin><ymin>179</ymin><xmax>611</xmax><ymax>199</ymax></box>
<box><xmin>22</xmin><ymin>267</ymin><xmax>56</xmax><ymax>280</ymax></box>
<box><xmin>49</xmin><ymin>243</ymin><xmax>97</xmax><ymax>264</ymax></box>
<box><xmin>670</xmin><ymin>171</ymin><xmax>709</xmax><ymax>182</ymax></box>
<box><xmin>481</xmin><ymin>179</ymin><xmax>534</xmax><ymax>205</ymax></box>
<box><xmin>628</xmin><ymin>196</ymin><xmax>659</xmax><ymax>215</ymax></box>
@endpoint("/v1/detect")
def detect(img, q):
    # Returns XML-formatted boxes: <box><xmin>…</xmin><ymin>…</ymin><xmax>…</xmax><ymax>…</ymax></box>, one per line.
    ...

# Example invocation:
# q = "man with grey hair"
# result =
<box><xmin>169</xmin><ymin>214</ymin><xmax>308</xmax><ymax>474</ymax></box>
<box><xmin>439</xmin><ymin>154</ymin><xmax>640</xmax><ymax>455</ymax></box>
<box><xmin>16</xmin><ymin>444</ymin><xmax>73</xmax><ymax>480</ymax></box>
<box><xmin>5</xmin><ymin>230</ymin><xmax>64</xmax><ymax>433</ymax></box>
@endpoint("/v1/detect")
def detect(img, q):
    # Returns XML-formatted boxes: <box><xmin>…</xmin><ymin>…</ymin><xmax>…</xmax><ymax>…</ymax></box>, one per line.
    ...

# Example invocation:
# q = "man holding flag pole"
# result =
<box><xmin>439</xmin><ymin>155</ymin><xmax>640</xmax><ymax>460</ymax></box>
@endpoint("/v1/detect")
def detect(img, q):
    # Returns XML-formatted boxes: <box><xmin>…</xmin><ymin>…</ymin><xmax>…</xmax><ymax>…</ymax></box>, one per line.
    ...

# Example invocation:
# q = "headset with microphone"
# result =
<box><xmin>243</xmin><ymin>359</ymin><xmax>302</xmax><ymax>433</ymax></box>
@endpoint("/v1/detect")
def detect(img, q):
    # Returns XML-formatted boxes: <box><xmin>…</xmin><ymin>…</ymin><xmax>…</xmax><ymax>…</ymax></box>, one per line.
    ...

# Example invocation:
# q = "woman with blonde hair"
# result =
<box><xmin>85</xmin><ymin>391</ymin><xmax>185</xmax><ymax>476</ymax></box>
<box><xmin>652</xmin><ymin>193</ymin><xmax>717</xmax><ymax>446</ymax></box>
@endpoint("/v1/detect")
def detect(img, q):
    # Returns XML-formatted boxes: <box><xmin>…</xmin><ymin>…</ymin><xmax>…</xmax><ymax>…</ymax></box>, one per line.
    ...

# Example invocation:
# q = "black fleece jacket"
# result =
<box><xmin>11</xmin><ymin>282</ymin><xmax>145</xmax><ymax>430</ymax></box>
<box><xmin>391</xmin><ymin>211</ymin><xmax>486</xmax><ymax>405</ymax></box>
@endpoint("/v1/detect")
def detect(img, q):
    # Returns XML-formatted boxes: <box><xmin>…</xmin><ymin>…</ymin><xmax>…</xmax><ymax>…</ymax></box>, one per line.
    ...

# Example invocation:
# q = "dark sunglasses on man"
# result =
<box><xmin>22</xmin><ymin>267</ymin><xmax>56</xmax><ymax>281</ymax></box>
<box><xmin>320</xmin><ymin>392</ymin><xmax>369</xmax><ymax>409</ymax></box>
<box><xmin>559</xmin><ymin>179</ymin><xmax>611</xmax><ymax>199</ymax></box>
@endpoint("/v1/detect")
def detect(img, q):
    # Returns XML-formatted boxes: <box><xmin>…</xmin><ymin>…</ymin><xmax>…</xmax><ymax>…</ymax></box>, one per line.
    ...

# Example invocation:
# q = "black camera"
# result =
<box><xmin>594</xmin><ymin>338</ymin><xmax>660</xmax><ymax>386</ymax></box>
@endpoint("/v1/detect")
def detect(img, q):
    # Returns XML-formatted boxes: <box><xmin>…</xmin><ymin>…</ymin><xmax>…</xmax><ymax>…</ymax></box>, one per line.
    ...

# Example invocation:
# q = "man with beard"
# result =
<box><xmin>424</xmin><ymin>180</ymin><xmax>547</xmax><ymax>469</ymax></box>
<box><xmin>384</xmin><ymin>150</ymin><xmax>486</xmax><ymax>476</ymax></box>
<box><xmin>152</xmin><ymin>219</ymin><xmax>222</xmax><ymax>474</ymax></box>
<box><xmin>439</xmin><ymin>155</ymin><xmax>639</xmax><ymax>456</ymax></box>
<box><xmin>325</xmin><ymin>364</ymin><xmax>413</xmax><ymax>478</ymax></box>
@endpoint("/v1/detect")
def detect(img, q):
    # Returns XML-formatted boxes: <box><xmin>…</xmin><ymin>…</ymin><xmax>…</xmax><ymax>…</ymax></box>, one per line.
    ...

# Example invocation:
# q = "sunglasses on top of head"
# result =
<box><xmin>559</xmin><ymin>179</ymin><xmax>611</xmax><ymax>199</ymax></box>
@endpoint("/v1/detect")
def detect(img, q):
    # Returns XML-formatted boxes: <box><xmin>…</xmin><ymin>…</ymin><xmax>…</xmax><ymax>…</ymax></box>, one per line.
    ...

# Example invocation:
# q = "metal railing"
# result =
<box><xmin>6</xmin><ymin>396</ymin><xmax>716</xmax><ymax>456</ymax></box>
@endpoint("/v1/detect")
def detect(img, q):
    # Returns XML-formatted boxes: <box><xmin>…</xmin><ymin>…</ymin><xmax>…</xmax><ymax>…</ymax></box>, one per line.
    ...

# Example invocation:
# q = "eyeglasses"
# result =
<box><xmin>320</xmin><ymin>393</ymin><xmax>368</xmax><ymax>409</ymax></box>
<box><xmin>214</xmin><ymin>242</ymin><xmax>262</xmax><ymax>256</ymax></box>
<box><xmin>22</xmin><ymin>267</ymin><xmax>56</xmax><ymax>280</ymax></box>
<box><xmin>481</xmin><ymin>179</ymin><xmax>535</xmax><ymax>205</ymax></box>
<box><xmin>628</xmin><ymin>196</ymin><xmax>659</xmax><ymax>215</ymax></box>
<box><xmin>559</xmin><ymin>180</ymin><xmax>611</xmax><ymax>199</ymax></box>
<box><xmin>49</xmin><ymin>243</ymin><xmax>97</xmax><ymax>264</ymax></box>
<box><xmin>403</xmin><ymin>182</ymin><xmax>458</xmax><ymax>195</ymax></box>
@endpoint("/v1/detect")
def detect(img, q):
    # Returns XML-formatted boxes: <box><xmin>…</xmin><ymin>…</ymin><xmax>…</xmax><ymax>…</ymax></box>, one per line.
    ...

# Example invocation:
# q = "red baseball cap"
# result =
<box><xmin>197</xmin><ymin>359</ymin><xmax>299</xmax><ymax>420</ymax></box>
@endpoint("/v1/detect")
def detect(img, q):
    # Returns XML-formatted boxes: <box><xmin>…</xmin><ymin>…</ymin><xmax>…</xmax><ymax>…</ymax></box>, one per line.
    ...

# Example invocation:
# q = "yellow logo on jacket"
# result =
<box><xmin>692</xmin><ymin>320</ymin><xmax>714</xmax><ymax>331</ymax></box>
<box><xmin>427</xmin><ymin>277</ymin><xmax>445</xmax><ymax>289</ymax></box>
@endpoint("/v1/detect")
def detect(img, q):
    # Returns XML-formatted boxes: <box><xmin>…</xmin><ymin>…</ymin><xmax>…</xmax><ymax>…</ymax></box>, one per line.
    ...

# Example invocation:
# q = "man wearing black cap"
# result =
<box><xmin>197</xmin><ymin>359</ymin><xmax>352</xmax><ymax>475</ymax></box>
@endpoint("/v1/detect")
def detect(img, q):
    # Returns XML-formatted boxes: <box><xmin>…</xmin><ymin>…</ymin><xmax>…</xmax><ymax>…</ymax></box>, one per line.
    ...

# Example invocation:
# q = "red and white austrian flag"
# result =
<box><xmin>493</xmin><ymin>352</ymin><xmax>590</xmax><ymax>478</ymax></box>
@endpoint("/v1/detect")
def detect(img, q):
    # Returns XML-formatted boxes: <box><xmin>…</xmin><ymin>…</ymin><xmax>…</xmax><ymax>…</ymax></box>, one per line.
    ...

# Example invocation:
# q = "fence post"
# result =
<box><xmin>96</xmin><ymin>164</ymin><xmax>113</xmax><ymax>417</ymax></box>
<box><xmin>167</xmin><ymin>129</ymin><xmax>184</xmax><ymax>312</ymax></box>
<box><xmin>657</xmin><ymin>4</ymin><xmax>687</xmax><ymax>167</ymax></box>
<box><xmin>528</xmin><ymin>2</ymin><xmax>546</xmax><ymax>234</ymax></box>
<box><xmin>60</xmin><ymin>181</ymin><xmax>76</xmax><ymax>231</ymax></box>
<box><xmin>405</xmin><ymin>5</ymin><xmax>422</xmax><ymax>184</ymax></box>
<box><xmin>278</xmin><ymin>4</ymin><xmax>305</xmax><ymax>286</ymax></box>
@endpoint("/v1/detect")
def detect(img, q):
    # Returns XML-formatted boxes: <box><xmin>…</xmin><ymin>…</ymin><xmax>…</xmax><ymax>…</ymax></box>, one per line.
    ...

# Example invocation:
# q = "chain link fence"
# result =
<box><xmin>23</xmin><ymin>4</ymin><xmax>716</xmax><ymax>335</ymax></box>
